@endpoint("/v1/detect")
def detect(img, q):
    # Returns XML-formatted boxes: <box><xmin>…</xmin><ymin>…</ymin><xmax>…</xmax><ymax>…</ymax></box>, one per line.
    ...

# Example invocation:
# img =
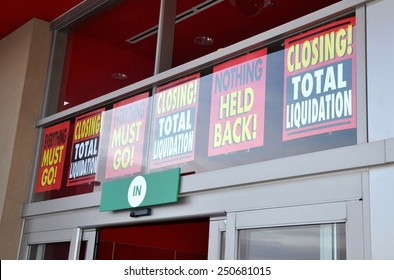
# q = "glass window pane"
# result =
<box><xmin>238</xmin><ymin>223</ymin><xmax>346</xmax><ymax>260</ymax></box>
<box><xmin>28</xmin><ymin>241</ymin><xmax>87</xmax><ymax>260</ymax></box>
<box><xmin>56</xmin><ymin>0</ymin><xmax>160</xmax><ymax>112</ymax></box>
<box><xmin>172</xmin><ymin>0</ymin><xmax>342</xmax><ymax>67</ymax></box>
<box><xmin>36</xmin><ymin>5</ymin><xmax>357</xmax><ymax>202</ymax></box>
<box><xmin>29</xmin><ymin>242</ymin><xmax>70</xmax><ymax>260</ymax></box>
<box><xmin>220</xmin><ymin>231</ymin><xmax>226</xmax><ymax>260</ymax></box>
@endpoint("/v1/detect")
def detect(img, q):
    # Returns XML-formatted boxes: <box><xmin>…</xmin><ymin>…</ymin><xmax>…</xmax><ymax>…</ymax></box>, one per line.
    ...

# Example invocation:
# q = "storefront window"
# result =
<box><xmin>172</xmin><ymin>0</ymin><xmax>341</xmax><ymax>67</ymax></box>
<box><xmin>56</xmin><ymin>0</ymin><xmax>161</xmax><ymax>112</ymax></box>
<box><xmin>34</xmin><ymin>2</ymin><xmax>355</xmax><ymax>201</ymax></box>
<box><xmin>95</xmin><ymin>14</ymin><xmax>356</xmax><ymax>182</ymax></box>
<box><xmin>53</xmin><ymin>0</ymin><xmax>342</xmax><ymax>112</ymax></box>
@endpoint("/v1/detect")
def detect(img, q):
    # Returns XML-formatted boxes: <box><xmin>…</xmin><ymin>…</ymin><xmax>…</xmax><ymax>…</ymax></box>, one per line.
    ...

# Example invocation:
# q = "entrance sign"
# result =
<box><xmin>35</xmin><ymin>121</ymin><xmax>70</xmax><ymax>193</ymax></box>
<box><xmin>127</xmin><ymin>175</ymin><xmax>147</xmax><ymax>207</ymax></box>
<box><xmin>100</xmin><ymin>168</ymin><xmax>180</xmax><ymax>211</ymax></box>
<box><xmin>208</xmin><ymin>48</ymin><xmax>267</xmax><ymax>156</ymax></box>
<box><xmin>283</xmin><ymin>17</ymin><xmax>356</xmax><ymax>141</ymax></box>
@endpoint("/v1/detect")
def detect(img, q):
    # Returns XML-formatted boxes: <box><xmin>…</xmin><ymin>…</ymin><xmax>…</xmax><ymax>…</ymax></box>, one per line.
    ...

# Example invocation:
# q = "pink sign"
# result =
<box><xmin>35</xmin><ymin>121</ymin><xmax>70</xmax><ymax>193</ymax></box>
<box><xmin>283</xmin><ymin>17</ymin><xmax>356</xmax><ymax>141</ymax></box>
<box><xmin>67</xmin><ymin>108</ymin><xmax>104</xmax><ymax>187</ymax></box>
<box><xmin>150</xmin><ymin>74</ymin><xmax>200</xmax><ymax>169</ymax></box>
<box><xmin>105</xmin><ymin>93</ymin><xmax>149</xmax><ymax>179</ymax></box>
<box><xmin>208</xmin><ymin>48</ymin><xmax>267</xmax><ymax>156</ymax></box>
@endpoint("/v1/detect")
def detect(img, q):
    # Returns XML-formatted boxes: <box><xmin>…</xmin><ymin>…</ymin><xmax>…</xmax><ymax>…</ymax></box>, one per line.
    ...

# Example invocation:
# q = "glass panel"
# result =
<box><xmin>51</xmin><ymin>0</ymin><xmax>343</xmax><ymax>112</ymax></box>
<box><xmin>29</xmin><ymin>242</ymin><xmax>70</xmax><ymax>260</ymax></box>
<box><xmin>35</xmin><ymin>14</ymin><xmax>356</xmax><ymax>201</ymax></box>
<box><xmin>28</xmin><ymin>241</ymin><xmax>87</xmax><ymax>260</ymax></box>
<box><xmin>95</xmin><ymin>218</ymin><xmax>209</xmax><ymax>260</ymax></box>
<box><xmin>172</xmin><ymin>0</ymin><xmax>341</xmax><ymax>67</ymax></box>
<box><xmin>220</xmin><ymin>231</ymin><xmax>226</xmax><ymax>260</ymax></box>
<box><xmin>238</xmin><ymin>223</ymin><xmax>346</xmax><ymax>260</ymax></box>
<box><xmin>56</xmin><ymin>0</ymin><xmax>160</xmax><ymax>112</ymax></box>
<box><xmin>28</xmin><ymin>244</ymin><xmax>45</xmax><ymax>260</ymax></box>
<box><xmin>95</xmin><ymin>30</ymin><xmax>356</xmax><ymax>182</ymax></box>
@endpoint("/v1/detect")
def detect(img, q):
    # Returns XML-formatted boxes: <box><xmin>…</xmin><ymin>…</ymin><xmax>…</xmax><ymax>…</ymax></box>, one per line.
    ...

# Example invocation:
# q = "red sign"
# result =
<box><xmin>67</xmin><ymin>108</ymin><xmax>104</xmax><ymax>186</ymax></box>
<box><xmin>150</xmin><ymin>74</ymin><xmax>200</xmax><ymax>169</ymax></box>
<box><xmin>35</xmin><ymin>121</ymin><xmax>70</xmax><ymax>193</ymax></box>
<box><xmin>105</xmin><ymin>93</ymin><xmax>149</xmax><ymax>179</ymax></box>
<box><xmin>208</xmin><ymin>48</ymin><xmax>267</xmax><ymax>156</ymax></box>
<box><xmin>283</xmin><ymin>17</ymin><xmax>356</xmax><ymax>141</ymax></box>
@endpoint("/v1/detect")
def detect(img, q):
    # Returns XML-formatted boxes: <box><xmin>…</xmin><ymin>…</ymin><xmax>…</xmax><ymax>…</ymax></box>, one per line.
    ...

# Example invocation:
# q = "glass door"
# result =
<box><xmin>20</xmin><ymin>228</ymin><xmax>97</xmax><ymax>260</ymax></box>
<box><xmin>29</xmin><ymin>241</ymin><xmax>75</xmax><ymax>260</ymax></box>
<box><xmin>95</xmin><ymin>218</ymin><xmax>209</xmax><ymax>260</ymax></box>
<box><xmin>222</xmin><ymin>201</ymin><xmax>363</xmax><ymax>260</ymax></box>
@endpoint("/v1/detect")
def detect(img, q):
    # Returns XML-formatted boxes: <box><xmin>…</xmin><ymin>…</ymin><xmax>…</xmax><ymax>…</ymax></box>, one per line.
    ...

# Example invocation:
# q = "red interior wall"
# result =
<box><xmin>96</xmin><ymin>218</ymin><xmax>209</xmax><ymax>260</ymax></box>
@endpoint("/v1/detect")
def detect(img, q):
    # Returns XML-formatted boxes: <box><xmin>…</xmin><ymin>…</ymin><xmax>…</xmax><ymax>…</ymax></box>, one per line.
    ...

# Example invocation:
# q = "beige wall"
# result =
<box><xmin>0</xmin><ymin>19</ymin><xmax>52</xmax><ymax>259</ymax></box>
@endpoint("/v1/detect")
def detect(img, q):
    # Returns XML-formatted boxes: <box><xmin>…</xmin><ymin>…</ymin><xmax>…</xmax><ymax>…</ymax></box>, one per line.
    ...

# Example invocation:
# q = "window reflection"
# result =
<box><xmin>57</xmin><ymin>0</ymin><xmax>160</xmax><ymax>111</ymax></box>
<box><xmin>35</xmin><ymin>14</ymin><xmax>357</xmax><ymax>201</ymax></box>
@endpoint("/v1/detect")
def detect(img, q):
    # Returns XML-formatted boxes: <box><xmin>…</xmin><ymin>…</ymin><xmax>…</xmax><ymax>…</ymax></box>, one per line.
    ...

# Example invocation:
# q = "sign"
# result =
<box><xmin>283</xmin><ymin>17</ymin><xmax>356</xmax><ymax>141</ymax></box>
<box><xmin>150</xmin><ymin>74</ymin><xmax>200</xmax><ymax>169</ymax></box>
<box><xmin>208</xmin><ymin>48</ymin><xmax>267</xmax><ymax>156</ymax></box>
<box><xmin>35</xmin><ymin>121</ymin><xmax>70</xmax><ymax>193</ymax></box>
<box><xmin>104</xmin><ymin>93</ymin><xmax>149</xmax><ymax>179</ymax></box>
<box><xmin>99</xmin><ymin>168</ymin><xmax>180</xmax><ymax>212</ymax></box>
<box><xmin>67</xmin><ymin>108</ymin><xmax>104</xmax><ymax>186</ymax></box>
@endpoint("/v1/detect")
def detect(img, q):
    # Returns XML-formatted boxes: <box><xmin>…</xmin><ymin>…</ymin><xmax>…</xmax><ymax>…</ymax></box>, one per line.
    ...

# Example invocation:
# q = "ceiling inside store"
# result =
<box><xmin>1</xmin><ymin>0</ymin><xmax>340</xmax><ymax>109</ymax></box>
<box><xmin>0</xmin><ymin>0</ymin><xmax>84</xmax><ymax>40</ymax></box>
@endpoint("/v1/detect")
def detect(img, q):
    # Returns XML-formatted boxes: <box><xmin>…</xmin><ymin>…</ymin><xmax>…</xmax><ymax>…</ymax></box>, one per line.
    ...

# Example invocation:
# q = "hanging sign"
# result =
<box><xmin>150</xmin><ymin>74</ymin><xmax>200</xmax><ymax>169</ymax></box>
<box><xmin>67</xmin><ymin>108</ymin><xmax>104</xmax><ymax>186</ymax></box>
<box><xmin>208</xmin><ymin>48</ymin><xmax>267</xmax><ymax>156</ymax></box>
<box><xmin>35</xmin><ymin>121</ymin><xmax>70</xmax><ymax>193</ymax></box>
<box><xmin>100</xmin><ymin>168</ymin><xmax>180</xmax><ymax>212</ymax></box>
<box><xmin>283</xmin><ymin>17</ymin><xmax>356</xmax><ymax>141</ymax></box>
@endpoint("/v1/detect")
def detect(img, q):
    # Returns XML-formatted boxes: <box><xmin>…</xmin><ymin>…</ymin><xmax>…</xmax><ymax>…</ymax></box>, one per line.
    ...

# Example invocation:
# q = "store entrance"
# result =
<box><xmin>95</xmin><ymin>218</ymin><xmax>209</xmax><ymax>260</ymax></box>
